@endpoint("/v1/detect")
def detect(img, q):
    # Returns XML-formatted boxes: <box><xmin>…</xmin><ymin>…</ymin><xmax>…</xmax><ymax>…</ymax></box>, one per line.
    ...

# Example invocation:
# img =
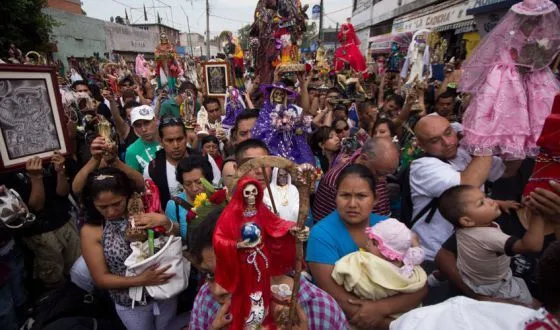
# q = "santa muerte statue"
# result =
<box><xmin>222</xmin><ymin>31</ymin><xmax>245</xmax><ymax>89</ymax></box>
<box><xmin>155</xmin><ymin>32</ymin><xmax>180</xmax><ymax>94</ymax></box>
<box><xmin>222</xmin><ymin>86</ymin><xmax>247</xmax><ymax>131</ymax></box>
<box><xmin>334</xmin><ymin>18</ymin><xmax>367</xmax><ymax>76</ymax></box>
<box><xmin>251</xmin><ymin>83</ymin><xmax>314</xmax><ymax>165</ymax></box>
<box><xmin>250</xmin><ymin>0</ymin><xmax>308</xmax><ymax>84</ymax></box>
<box><xmin>213</xmin><ymin>176</ymin><xmax>302</xmax><ymax>330</ymax></box>
<box><xmin>523</xmin><ymin>93</ymin><xmax>560</xmax><ymax>196</ymax></box>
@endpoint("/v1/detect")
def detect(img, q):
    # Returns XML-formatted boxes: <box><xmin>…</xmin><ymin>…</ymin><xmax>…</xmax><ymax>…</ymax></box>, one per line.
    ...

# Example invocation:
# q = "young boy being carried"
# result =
<box><xmin>438</xmin><ymin>185</ymin><xmax>545</xmax><ymax>306</ymax></box>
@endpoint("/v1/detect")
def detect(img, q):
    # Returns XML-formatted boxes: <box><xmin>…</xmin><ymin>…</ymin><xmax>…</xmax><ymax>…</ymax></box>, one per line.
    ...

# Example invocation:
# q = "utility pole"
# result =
<box><xmin>319</xmin><ymin>0</ymin><xmax>324</xmax><ymax>42</ymax></box>
<box><xmin>181</xmin><ymin>5</ymin><xmax>194</xmax><ymax>56</ymax></box>
<box><xmin>334</xmin><ymin>22</ymin><xmax>339</xmax><ymax>50</ymax></box>
<box><xmin>206</xmin><ymin>0</ymin><xmax>211</xmax><ymax>58</ymax></box>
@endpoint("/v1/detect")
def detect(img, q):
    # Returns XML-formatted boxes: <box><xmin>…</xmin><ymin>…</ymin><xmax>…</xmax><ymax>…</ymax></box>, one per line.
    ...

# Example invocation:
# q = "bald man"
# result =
<box><xmin>409</xmin><ymin>115</ymin><xmax>507</xmax><ymax>262</ymax></box>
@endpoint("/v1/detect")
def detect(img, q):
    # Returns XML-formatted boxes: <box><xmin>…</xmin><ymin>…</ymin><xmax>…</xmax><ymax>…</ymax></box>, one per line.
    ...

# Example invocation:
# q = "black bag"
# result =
<box><xmin>29</xmin><ymin>282</ymin><xmax>124</xmax><ymax>330</ymax></box>
<box><xmin>398</xmin><ymin>155</ymin><xmax>447</xmax><ymax>228</ymax></box>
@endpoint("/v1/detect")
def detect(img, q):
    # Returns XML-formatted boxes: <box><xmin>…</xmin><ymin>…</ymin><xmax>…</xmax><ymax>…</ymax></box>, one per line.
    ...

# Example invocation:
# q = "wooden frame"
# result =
<box><xmin>0</xmin><ymin>64</ymin><xmax>70</xmax><ymax>171</ymax></box>
<box><xmin>202</xmin><ymin>61</ymin><xmax>231</xmax><ymax>97</ymax></box>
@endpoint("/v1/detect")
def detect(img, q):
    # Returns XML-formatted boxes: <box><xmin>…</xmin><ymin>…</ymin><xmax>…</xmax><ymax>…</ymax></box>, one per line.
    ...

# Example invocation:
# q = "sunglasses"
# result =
<box><xmin>335</xmin><ymin>126</ymin><xmax>350</xmax><ymax>134</ymax></box>
<box><xmin>159</xmin><ymin>116</ymin><xmax>183</xmax><ymax>128</ymax></box>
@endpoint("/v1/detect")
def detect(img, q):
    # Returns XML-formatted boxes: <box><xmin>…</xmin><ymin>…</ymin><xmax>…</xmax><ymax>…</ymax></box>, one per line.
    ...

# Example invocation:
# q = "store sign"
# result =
<box><xmin>392</xmin><ymin>1</ymin><xmax>475</xmax><ymax>33</ymax></box>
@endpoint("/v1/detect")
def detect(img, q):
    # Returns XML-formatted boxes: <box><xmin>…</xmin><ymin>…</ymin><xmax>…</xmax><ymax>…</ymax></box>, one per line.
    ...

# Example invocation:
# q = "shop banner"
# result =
<box><xmin>392</xmin><ymin>0</ymin><xmax>475</xmax><ymax>33</ymax></box>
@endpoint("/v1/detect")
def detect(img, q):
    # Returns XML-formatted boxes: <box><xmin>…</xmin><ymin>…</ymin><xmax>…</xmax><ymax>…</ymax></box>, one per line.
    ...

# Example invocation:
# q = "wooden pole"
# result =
<box><xmin>286</xmin><ymin>169</ymin><xmax>312</xmax><ymax>330</ymax></box>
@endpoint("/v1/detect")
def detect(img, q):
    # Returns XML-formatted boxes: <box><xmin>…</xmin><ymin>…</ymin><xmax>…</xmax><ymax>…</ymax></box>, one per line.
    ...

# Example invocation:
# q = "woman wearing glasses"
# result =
<box><xmin>164</xmin><ymin>155</ymin><xmax>214</xmax><ymax>241</ymax></box>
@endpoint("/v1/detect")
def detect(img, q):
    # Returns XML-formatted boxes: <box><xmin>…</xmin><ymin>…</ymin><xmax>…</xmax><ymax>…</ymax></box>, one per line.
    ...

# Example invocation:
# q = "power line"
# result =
<box><xmin>210</xmin><ymin>14</ymin><xmax>251</xmax><ymax>24</ymax></box>
<box><xmin>325</xmin><ymin>5</ymin><xmax>352</xmax><ymax>15</ymax></box>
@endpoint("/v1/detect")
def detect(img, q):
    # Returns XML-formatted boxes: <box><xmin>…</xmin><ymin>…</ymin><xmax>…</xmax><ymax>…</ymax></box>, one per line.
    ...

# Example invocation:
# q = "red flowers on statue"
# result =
<box><xmin>186</xmin><ymin>209</ymin><xmax>197</xmax><ymax>222</ymax></box>
<box><xmin>209</xmin><ymin>189</ymin><xmax>227</xmax><ymax>205</ymax></box>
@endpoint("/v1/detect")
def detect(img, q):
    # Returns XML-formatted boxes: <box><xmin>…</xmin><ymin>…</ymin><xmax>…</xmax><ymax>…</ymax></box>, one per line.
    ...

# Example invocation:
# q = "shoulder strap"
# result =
<box><xmin>171</xmin><ymin>196</ymin><xmax>191</xmax><ymax>211</ymax></box>
<box><xmin>411</xmin><ymin>198</ymin><xmax>439</xmax><ymax>226</ymax></box>
<box><xmin>408</xmin><ymin>155</ymin><xmax>449</xmax><ymax>227</ymax></box>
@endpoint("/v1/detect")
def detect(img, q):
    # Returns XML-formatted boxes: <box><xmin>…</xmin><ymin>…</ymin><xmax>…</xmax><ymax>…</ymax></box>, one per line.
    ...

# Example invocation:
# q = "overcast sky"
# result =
<box><xmin>81</xmin><ymin>0</ymin><xmax>352</xmax><ymax>37</ymax></box>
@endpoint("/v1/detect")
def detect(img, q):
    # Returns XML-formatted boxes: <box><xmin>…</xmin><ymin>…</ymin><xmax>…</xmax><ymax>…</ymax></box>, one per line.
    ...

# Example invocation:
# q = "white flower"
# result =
<box><xmin>537</xmin><ymin>38</ymin><xmax>550</xmax><ymax>49</ymax></box>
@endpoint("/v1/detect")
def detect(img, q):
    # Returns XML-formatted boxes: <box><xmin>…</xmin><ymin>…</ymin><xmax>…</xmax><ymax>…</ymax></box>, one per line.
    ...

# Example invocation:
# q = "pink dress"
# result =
<box><xmin>459</xmin><ymin>2</ymin><xmax>560</xmax><ymax>160</ymax></box>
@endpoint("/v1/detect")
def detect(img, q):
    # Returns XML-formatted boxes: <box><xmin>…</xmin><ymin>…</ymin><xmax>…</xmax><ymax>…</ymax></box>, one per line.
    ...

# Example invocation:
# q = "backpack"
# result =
<box><xmin>28</xmin><ymin>282</ymin><xmax>124</xmax><ymax>330</ymax></box>
<box><xmin>399</xmin><ymin>155</ymin><xmax>448</xmax><ymax>228</ymax></box>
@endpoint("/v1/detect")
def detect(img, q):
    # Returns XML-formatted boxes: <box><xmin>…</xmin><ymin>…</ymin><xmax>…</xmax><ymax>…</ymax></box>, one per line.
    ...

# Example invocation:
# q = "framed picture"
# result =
<box><xmin>0</xmin><ymin>64</ymin><xmax>70</xmax><ymax>171</ymax></box>
<box><xmin>202</xmin><ymin>62</ymin><xmax>231</xmax><ymax>97</ymax></box>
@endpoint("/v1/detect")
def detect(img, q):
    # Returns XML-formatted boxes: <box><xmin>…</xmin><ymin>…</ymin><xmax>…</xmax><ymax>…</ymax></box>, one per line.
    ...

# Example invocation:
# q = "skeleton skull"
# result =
<box><xmin>243</xmin><ymin>184</ymin><xmax>258</xmax><ymax>206</ymax></box>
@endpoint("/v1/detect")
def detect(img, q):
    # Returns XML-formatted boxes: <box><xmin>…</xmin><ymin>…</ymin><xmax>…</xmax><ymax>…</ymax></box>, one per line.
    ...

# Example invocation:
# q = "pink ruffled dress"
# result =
<box><xmin>459</xmin><ymin>0</ymin><xmax>560</xmax><ymax>160</ymax></box>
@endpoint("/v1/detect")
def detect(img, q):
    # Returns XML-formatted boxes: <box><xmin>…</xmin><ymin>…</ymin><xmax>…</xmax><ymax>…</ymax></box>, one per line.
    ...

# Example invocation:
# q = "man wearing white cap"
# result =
<box><xmin>125</xmin><ymin>105</ymin><xmax>162</xmax><ymax>172</ymax></box>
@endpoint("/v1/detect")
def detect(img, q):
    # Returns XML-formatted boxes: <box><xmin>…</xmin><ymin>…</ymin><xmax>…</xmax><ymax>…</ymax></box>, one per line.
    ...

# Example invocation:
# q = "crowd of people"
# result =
<box><xmin>2</xmin><ymin>0</ymin><xmax>560</xmax><ymax>329</ymax></box>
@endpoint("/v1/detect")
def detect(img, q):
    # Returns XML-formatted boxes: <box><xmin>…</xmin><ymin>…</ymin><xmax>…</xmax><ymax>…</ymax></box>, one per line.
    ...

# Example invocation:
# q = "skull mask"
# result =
<box><xmin>243</xmin><ymin>184</ymin><xmax>258</xmax><ymax>207</ymax></box>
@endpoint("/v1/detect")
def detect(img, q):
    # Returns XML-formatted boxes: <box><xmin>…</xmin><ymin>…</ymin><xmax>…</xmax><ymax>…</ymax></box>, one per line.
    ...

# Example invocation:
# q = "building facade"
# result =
<box><xmin>45</xmin><ymin>8</ymin><xmax>163</xmax><ymax>65</ymax></box>
<box><xmin>353</xmin><ymin>0</ymin><xmax>482</xmax><ymax>65</ymax></box>
<box><xmin>131</xmin><ymin>24</ymin><xmax>181</xmax><ymax>47</ymax></box>
<box><xmin>44</xmin><ymin>8</ymin><xmax>107</xmax><ymax>63</ymax></box>
<box><xmin>47</xmin><ymin>0</ymin><xmax>83</xmax><ymax>15</ymax></box>
<box><xmin>104</xmin><ymin>23</ymin><xmax>159</xmax><ymax>61</ymax></box>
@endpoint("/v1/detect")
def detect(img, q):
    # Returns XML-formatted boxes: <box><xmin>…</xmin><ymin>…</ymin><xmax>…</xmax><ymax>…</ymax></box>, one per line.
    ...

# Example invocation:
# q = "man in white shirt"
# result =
<box><xmin>410</xmin><ymin>115</ymin><xmax>506</xmax><ymax>262</ymax></box>
<box><xmin>144</xmin><ymin>117</ymin><xmax>192</xmax><ymax>206</ymax></box>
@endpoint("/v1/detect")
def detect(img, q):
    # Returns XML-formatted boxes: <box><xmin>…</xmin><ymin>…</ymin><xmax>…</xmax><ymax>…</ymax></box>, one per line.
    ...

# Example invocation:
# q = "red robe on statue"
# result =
<box><xmin>213</xmin><ymin>177</ymin><xmax>296</xmax><ymax>330</ymax></box>
<box><xmin>523</xmin><ymin>93</ymin><xmax>560</xmax><ymax>196</ymax></box>
<box><xmin>334</xmin><ymin>22</ymin><xmax>367</xmax><ymax>74</ymax></box>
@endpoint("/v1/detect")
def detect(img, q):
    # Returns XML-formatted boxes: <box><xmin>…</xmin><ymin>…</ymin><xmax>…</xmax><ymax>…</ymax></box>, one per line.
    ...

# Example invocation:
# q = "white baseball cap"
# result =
<box><xmin>130</xmin><ymin>105</ymin><xmax>155</xmax><ymax>124</ymax></box>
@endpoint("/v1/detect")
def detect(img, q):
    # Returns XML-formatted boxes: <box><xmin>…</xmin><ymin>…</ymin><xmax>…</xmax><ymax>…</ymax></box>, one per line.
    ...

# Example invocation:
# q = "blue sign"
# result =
<box><xmin>175</xmin><ymin>46</ymin><xmax>186</xmax><ymax>55</ymax></box>
<box><xmin>312</xmin><ymin>5</ymin><xmax>321</xmax><ymax>20</ymax></box>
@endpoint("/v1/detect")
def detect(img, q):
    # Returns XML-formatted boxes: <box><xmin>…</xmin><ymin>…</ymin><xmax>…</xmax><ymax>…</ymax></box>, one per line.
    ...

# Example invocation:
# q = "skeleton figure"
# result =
<box><xmin>213</xmin><ymin>177</ymin><xmax>297</xmax><ymax>330</ymax></box>
<box><xmin>243</xmin><ymin>184</ymin><xmax>258</xmax><ymax>218</ymax></box>
<box><xmin>245</xmin><ymin>291</ymin><xmax>266</xmax><ymax>329</ymax></box>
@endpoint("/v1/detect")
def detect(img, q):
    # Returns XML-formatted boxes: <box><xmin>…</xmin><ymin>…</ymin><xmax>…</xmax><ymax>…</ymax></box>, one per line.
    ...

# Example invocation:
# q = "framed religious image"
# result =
<box><xmin>0</xmin><ymin>64</ymin><xmax>70</xmax><ymax>171</ymax></box>
<box><xmin>202</xmin><ymin>62</ymin><xmax>231</xmax><ymax>97</ymax></box>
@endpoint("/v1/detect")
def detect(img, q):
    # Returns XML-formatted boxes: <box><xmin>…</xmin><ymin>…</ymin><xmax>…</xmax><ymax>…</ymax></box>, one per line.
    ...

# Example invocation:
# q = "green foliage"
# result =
<box><xmin>237</xmin><ymin>24</ymin><xmax>252</xmax><ymax>50</ymax></box>
<box><xmin>301</xmin><ymin>22</ymin><xmax>317</xmax><ymax>48</ymax></box>
<box><xmin>0</xmin><ymin>0</ymin><xmax>57</xmax><ymax>57</ymax></box>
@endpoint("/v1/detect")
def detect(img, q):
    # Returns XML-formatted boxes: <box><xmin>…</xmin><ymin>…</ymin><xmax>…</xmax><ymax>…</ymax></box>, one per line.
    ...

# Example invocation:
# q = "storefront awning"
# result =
<box><xmin>368</xmin><ymin>32</ymin><xmax>413</xmax><ymax>54</ymax></box>
<box><xmin>433</xmin><ymin>20</ymin><xmax>476</xmax><ymax>34</ymax></box>
<box><xmin>467</xmin><ymin>0</ymin><xmax>560</xmax><ymax>15</ymax></box>
<box><xmin>467</xmin><ymin>0</ymin><xmax>520</xmax><ymax>15</ymax></box>
<box><xmin>392</xmin><ymin>0</ymin><xmax>474</xmax><ymax>34</ymax></box>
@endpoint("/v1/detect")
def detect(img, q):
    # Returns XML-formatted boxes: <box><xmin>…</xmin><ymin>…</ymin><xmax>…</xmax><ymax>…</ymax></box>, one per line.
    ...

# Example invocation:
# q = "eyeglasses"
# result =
<box><xmin>335</xmin><ymin>126</ymin><xmax>350</xmax><ymax>134</ymax></box>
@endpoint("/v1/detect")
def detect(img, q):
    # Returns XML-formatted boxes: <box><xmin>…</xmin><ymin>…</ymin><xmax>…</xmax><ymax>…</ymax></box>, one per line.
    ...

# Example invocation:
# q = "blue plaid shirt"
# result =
<box><xmin>189</xmin><ymin>277</ymin><xmax>348</xmax><ymax>329</ymax></box>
